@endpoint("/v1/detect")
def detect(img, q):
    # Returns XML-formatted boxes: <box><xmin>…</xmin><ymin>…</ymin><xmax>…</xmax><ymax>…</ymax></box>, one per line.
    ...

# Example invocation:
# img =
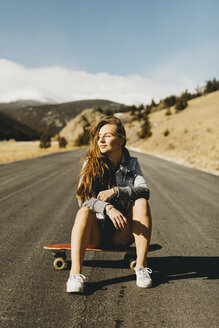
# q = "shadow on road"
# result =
<box><xmin>149</xmin><ymin>256</ymin><xmax>219</xmax><ymax>287</ymax></box>
<box><xmin>79</xmin><ymin>256</ymin><xmax>219</xmax><ymax>293</ymax></box>
<box><xmin>84</xmin><ymin>274</ymin><xmax>136</xmax><ymax>295</ymax></box>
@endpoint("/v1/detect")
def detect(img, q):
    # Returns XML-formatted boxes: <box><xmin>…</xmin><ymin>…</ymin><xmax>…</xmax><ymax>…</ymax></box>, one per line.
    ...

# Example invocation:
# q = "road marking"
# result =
<box><xmin>0</xmin><ymin>171</ymin><xmax>58</xmax><ymax>202</ymax></box>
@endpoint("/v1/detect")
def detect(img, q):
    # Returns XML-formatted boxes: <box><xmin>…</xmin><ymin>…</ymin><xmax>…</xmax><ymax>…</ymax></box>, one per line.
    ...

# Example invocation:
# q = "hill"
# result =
<box><xmin>0</xmin><ymin>111</ymin><xmax>40</xmax><ymax>141</ymax></box>
<box><xmin>133</xmin><ymin>90</ymin><xmax>219</xmax><ymax>174</ymax></box>
<box><xmin>0</xmin><ymin>99</ymin><xmax>47</xmax><ymax>111</ymax></box>
<box><xmin>54</xmin><ymin>91</ymin><xmax>218</xmax><ymax>174</ymax></box>
<box><xmin>0</xmin><ymin>99</ymin><xmax>124</xmax><ymax>138</ymax></box>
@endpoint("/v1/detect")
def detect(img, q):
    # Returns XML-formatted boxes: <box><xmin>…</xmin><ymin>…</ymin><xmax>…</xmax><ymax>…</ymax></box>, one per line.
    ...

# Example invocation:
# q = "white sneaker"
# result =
<box><xmin>66</xmin><ymin>274</ymin><xmax>86</xmax><ymax>293</ymax></box>
<box><xmin>135</xmin><ymin>267</ymin><xmax>152</xmax><ymax>288</ymax></box>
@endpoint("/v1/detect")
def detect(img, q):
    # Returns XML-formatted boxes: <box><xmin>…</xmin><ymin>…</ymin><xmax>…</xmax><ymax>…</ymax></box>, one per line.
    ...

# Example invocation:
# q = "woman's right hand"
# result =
<box><xmin>105</xmin><ymin>205</ymin><xmax>128</xmax><ymax>230</ymax></box>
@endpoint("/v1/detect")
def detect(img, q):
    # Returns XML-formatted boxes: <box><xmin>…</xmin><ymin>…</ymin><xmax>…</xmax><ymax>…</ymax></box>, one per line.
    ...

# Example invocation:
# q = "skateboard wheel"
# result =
<box><xmin>53</xmin><ymin>257</ymin><xmax>66</xmax><ymax>270</ymax></box>
<box><xmin>129</xmin><ymin>260</ymin><xmax>136</xmax><ymax>271</ymax></box>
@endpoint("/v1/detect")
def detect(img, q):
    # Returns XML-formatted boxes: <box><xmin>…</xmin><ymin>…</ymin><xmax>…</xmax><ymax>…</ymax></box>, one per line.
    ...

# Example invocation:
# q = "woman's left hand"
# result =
<box><xmin>97</xmin><ymin>188</ymin><xmax>115</xmax><ymax>202</ymax></box>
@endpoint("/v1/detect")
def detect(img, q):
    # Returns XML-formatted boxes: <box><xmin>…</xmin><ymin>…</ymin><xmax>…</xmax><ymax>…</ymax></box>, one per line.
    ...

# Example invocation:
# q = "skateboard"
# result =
<box><xmin>43</xmin><ymin>243</ymin><xmax>161</xmax><ymax>271</ymax></box>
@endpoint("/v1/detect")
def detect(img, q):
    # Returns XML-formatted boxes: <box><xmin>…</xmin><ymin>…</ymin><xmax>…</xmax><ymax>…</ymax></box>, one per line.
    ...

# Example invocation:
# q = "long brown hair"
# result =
<box><xmin>76</xmin><ymin>116</ymin><xmax>126</xmax><ymax>202</ymax></box>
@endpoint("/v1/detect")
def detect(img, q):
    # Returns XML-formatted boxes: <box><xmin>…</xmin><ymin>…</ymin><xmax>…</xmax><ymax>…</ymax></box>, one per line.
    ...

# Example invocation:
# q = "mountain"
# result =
<box><xmin>0</xmin><ymin>100</ymin><xmax>47</xmax><ymax>110</ymax></box>
<box><xmin>0</xmin><ymin>99</ymin><xmax>125</xmax><ymax>137</ymax></box>
<box><xmin>0</xmin><ymin>111</ymin><xmax>40</xmax><ymax>141</ymax></box>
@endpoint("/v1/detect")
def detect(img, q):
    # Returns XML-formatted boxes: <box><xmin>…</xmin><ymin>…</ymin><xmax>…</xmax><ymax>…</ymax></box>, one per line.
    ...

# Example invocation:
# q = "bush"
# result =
<box><xmin>194</xmin><ymin>86</ymin><xmax>203</xmax><ymax>97</ymax></box>
<box><xmin>96</xmin><ymin>107</ymin><xmax>103</xmax><ymax>113</ymax></box>
<box><xmin>165</xmin><ymin>108</ymin><xmax>172</xmax><ymax>116</ymax></box>
<box><xmin>135</xmin><ymin>112</ymin><xmax>143</xmax><ymax>120</ymax></box>
<box><xmin>175</xmin><ymin>96</ymin><xmax>188</xmax><ymax>111</ymax></box>
<box><xmin>74</xmin><ymin>129</ymin><xmax>90</xmax><ymax>146</ymax></box>
<box><xmin>105</xmin><ymin>109</ymin><xmax>114</xmax><ymax>116</ymax></box>
<box><xmin>204</xmin><ymin>78</ymin><xmax>219</xmax><ymax>94</ymax></box>
<box><xmin>163</xmin><ymin>95</ymin><xmax>176</xmax><ymax>108</ymax></box>
<box><xmin>138</xmin><ymin>104</ymin><xmax>144</xmax><ymax>111</ymax></box>
<box><xmin>58</xmin><ymin>136</ymin><xmax>68</xmax><ymax>148</ymax></box>
<box><xmin>150</xmin><ymin>99</ymin><xmax>157</xmax><ymax>107</ymax></box>
<box><xmin>164</xmin><ymin>129</ymin><xmax>170</xmax><ymax>136</ymax></box>
<box><xmin>145</xmin><ymin>104</ymin><xmax>151</xmax><ymax>114</ymax></box>
<box><xmin>138</xmin><ymin>114</ymin><xmax>152</xmax><ymax>139</ymax></box>
<box><xmin>39</xmin><ymin>132</ymin><xmax>51</xmax><ymax>148</ymax></box>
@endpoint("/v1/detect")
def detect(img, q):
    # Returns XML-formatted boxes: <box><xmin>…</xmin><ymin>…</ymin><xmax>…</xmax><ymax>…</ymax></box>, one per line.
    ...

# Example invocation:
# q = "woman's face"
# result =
<box><xmin>97</xmin><ymin>124</ymin><xmax>124</xmax><ymax>155</ymax></box>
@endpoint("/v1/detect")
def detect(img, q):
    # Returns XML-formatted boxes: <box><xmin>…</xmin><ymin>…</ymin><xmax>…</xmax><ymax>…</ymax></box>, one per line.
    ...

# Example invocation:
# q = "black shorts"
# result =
<box><xmin>97</xmin><ymin>216</ymin><xmax>116</xmax><ymax>248</ymax></box>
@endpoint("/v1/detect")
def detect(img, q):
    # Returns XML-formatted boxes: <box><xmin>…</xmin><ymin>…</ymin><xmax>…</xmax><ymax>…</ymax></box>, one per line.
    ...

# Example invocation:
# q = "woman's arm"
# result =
<box><xmin>77</xmin><ymin>160</ymin><xmax>112</xmax><ymax>215</ymax></box>
<box><xmin>117</xmin><ymin>159</ymin><xmax>150</xmax><ymax>200</ymax></box>
<box><xmin>78</xmin><ymin>197</ymin><xmax>111</xmax><ymax>215</ymax></box>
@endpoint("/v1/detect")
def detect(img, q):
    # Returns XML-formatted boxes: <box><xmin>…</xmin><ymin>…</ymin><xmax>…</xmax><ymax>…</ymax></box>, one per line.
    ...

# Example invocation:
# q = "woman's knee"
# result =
<box><xmin>132</xmin><ymin>198</ymin><xmax>148</xmax><ymax>212</ymax></box>
<box><xmin>75</xmin><ymin>207</ymin><xmax>96</xmax><ymax>224</ymax></box>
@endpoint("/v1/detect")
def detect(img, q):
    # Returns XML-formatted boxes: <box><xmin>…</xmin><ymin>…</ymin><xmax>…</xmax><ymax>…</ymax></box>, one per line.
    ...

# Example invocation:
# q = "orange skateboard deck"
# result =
<box><xmin>43</xmin><ymin>243</ymin><xmax>161</xmax><ymax>270</ymax></box>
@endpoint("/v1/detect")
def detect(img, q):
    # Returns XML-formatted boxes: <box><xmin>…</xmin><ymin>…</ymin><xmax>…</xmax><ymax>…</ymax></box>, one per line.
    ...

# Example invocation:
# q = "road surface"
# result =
<box><xmin>0</xmin><ymin>149</ymin><xmax>218</xmax><ymax>328</ymax></box>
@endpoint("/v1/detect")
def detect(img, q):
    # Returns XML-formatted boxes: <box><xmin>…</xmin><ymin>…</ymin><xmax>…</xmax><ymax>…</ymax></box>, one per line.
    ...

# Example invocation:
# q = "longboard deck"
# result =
<box><xmin>43</xmin><ymin>243</ymin><xmax>161</xmax><ymax>252</ymax></box>
<box><xmin>43</xmin><ymin>243</ymin><xmax>136</xmax><ymax>253</ymax></box>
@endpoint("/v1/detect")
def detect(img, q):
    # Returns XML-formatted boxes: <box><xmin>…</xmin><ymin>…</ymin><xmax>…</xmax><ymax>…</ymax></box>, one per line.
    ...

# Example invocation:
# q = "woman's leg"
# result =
<box><xmin>131</xmin><ymin>198</ymin><xmax>152</xmax><ymax>267</ymax></box>
<box><xmin>112</xmin><ymin>198</ymin><xmax>152</xmax><ymax>267</ymax></box>
<box><xmin>70</xmin><ymin>207</ymin><xmax>101</xmax><ymax>275</ymax></box>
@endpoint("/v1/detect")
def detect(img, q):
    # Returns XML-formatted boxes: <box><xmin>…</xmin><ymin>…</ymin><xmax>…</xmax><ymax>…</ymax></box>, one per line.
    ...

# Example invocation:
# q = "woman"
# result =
<box><xmin>67</xmin><ymin>116</ymin><xmax>152</xmax><ymax>292</ymax></box>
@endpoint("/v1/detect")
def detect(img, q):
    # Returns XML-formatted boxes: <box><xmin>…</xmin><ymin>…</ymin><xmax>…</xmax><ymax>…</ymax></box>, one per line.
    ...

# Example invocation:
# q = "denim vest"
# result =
<box><xmin>79</xmin><ymin>148</ymin><xmax>150</xmax><ymax>216</ymax></box>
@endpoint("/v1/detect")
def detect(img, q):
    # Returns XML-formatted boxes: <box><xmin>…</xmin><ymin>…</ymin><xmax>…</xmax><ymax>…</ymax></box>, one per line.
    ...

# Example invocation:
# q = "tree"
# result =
<box><xmin>105</xmin><ymin>109</ymin><xmax>114</xmax><ymax>116</ymax></box>
<box><xmin>39</xmin><ymin>132</ymin><xmax>51</xmax><ymax>148</ymax></box>
<box><xmin>138</xmin><ymin>104</ymin><xmax>144</xmax><ymax>111</ymax></box>
<box><xmin>175</xmin><ymin>90</ymin><xmax>189</xmax><ymax>111</ymax></box>
<box><xmin>175</xmin><ymin>97</ymin><xmax>188</xmax><ymax>111</ymax></box>
<box><xmin>74</xmin><ymin>129</ymin><xmax>90</xmax><ymax>146</ymax></box>
<box><xmin>150</xmin><ymin>99</ymin><xmax>157</xmax><ymax>107</ymax></box>
<box><xmin>58</xmin><ymin>136</ymin><xmax>68</xmax><ymax>148</ymax></box>
<box><xmin>204</xmin><ymin>78</ymin><xmax>219</xmax><ymax>94</ymax></box>
<box><xmin>138</xmin><ymin>114</ymin><xmax>152</xmax><ymax>139</ymax></box>
<box><xmin>163</xmin><ymin>95</ymin><xmax>176</xmax><ymax>108</ymax></box>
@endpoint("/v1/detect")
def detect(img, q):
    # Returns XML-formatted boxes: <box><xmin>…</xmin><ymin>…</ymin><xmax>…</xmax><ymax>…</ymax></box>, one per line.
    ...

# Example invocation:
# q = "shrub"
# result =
<box><xmin>74</xmin><ymin>129</ymin><xmax>90</xmax><ymax>146</ymax></box>
<box><xmin>204</xmin><ymin>78</ymin><xmax>219</xmax><ymax>94</ymax></box>
<box><xmin>135</xmin><ymin>112</ymin><xmax>143</xmax><ymax>120</ymax></box>
<box><xmin>105</xmin><ymin>109</ymin><xmax>114</xmax><ymax>116</ymax></box>
<box><xmin>58</xmin><ymin>136</ymin><xmax>68</xmax><ymax>148</ymax></box>
<box><xmin>39</xmin><ymin>132</ymin><xmax>51</xmax><ymax>148</ymax></box>
<box><xmin>150</xmin><ymin>99</ymin><xmax>157</xmax><ymax>107</ymax></box>
<box><xmin>165</xmin><ymin>108</ymin><xmax>171</xmax><ymax>116</ymax></box>
<box><xmin>194</xmin><ymin>86</ymin><xmax>203</xmax><ymax>97</ymax></box>
<box><xmin>164</xmin><ymin>129</ymin><xmax>170</xmax><ymax>136</ymax></box>
<box><xmin>145</xmin><ymin>104</ymin><xmax>151</xmax><ymax>114</ymax></box>
<box><xmin>138</xmin><ymin>114</ymin><xmax>152</xmax><ymax>139</ymax></box>
<box><xmin>138</xmin><ymin>104</ymin><xmax>144</xmax><ymax>111</ymax></box>
<box><xmin>163</xmin><ymin>95</ymin><xmax>176</xmax><ymax>108</ymax></box>
<box><xmin>96</xmin><ymin>107</ymin><xmax>103</xmax><ymax>113</ymax></box>
<box><xmin>175</xmin><ymin>96</ymin><xmax>188</xmax><ymax>111</ymax></box>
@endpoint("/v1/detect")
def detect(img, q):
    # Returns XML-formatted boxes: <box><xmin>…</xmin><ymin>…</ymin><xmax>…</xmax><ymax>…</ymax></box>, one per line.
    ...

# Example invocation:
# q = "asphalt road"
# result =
<box><xmin>0</xmin><ymin>149</ymin><xmax>218</xmax><ymax>328</ymax></box>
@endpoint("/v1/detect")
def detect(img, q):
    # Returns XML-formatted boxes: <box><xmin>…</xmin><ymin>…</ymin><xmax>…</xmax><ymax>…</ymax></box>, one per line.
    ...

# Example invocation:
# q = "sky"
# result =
<box><xmin>0</xmin><ymin>0</ymin><xmax>219</xmax><ymax>105</ymax></box>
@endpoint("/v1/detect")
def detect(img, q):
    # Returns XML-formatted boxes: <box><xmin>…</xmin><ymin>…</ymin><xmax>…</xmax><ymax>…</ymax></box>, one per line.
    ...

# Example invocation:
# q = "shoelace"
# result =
<box><xmin>135</xmin><ymin>267</ymin><xmax>152</xmax><ymax>276</ymax></box>
<box><xmin>70</xmin><ymin>274</ymin><xmax>86</xmax><ymax>282</ymax></box>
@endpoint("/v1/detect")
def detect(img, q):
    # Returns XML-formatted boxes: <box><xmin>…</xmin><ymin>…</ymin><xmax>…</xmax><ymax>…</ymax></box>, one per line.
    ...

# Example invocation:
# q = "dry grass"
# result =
<box><xmin>133</xmin><ymin>90</ymin><xmax>219</xmax><ymax>175</ymax></box>
<box><xmin>0</xmin><ymin>140</ymin><xmax>80</xmax><ymax>164</ymax></box>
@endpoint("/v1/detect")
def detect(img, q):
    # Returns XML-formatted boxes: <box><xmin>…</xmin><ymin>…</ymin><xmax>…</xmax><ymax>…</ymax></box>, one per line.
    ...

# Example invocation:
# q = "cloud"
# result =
<box><xmin>0</xmin><ymin>57</ymin><xmax>213</xmax><ymax>105</ymax></box>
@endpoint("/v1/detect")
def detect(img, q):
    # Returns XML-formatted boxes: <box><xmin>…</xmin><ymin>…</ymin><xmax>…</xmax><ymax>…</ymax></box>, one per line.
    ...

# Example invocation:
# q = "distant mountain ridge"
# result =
<box><xmin>0</xmin><ymin>100</ymin><xmax>48</xmax><ymax>110</ymax></box>
<box><xmin>0</xmin><ymin>111</ymin><xmax>41</xmax><ymax>140</ymax></box>
<box><xmin>0</xmin><ymin>98</ymin><xmax>125</xmax><ymax>139</ymax></box>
